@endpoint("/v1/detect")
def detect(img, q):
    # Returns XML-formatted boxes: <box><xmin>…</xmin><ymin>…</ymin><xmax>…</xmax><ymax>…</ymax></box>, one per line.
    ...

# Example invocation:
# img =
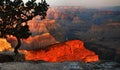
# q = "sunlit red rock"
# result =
<box><xmin>20</xmin><ymin>40</ymin><xmax>99</xmax><ymax>62</ymax></box>
<box><xmin>0</xmin><ymin>38</ymin><xmax>14</xmax><ymax>52</ymax></box>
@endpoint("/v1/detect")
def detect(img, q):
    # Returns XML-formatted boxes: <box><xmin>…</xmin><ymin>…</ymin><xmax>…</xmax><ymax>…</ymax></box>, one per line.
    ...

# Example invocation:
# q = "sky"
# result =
<box><xmin>23</xmin><ymin>0</ymin><xmax>120</xmax><ymax>8</ymax></box>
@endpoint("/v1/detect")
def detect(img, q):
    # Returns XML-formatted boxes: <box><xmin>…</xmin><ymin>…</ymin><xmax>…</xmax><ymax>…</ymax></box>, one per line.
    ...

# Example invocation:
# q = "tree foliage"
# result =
<box><xmin>0</xmin><ymin>0</ymin><xmax>49</xmax><ymax>55</ymax></box>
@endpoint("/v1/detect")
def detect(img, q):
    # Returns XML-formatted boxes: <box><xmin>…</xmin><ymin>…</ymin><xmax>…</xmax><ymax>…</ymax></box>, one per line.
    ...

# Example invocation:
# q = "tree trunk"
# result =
<box><xmin>14</xmin><ymin>36</ymin><xmax>21</xmax><ymax>55</ymax></box>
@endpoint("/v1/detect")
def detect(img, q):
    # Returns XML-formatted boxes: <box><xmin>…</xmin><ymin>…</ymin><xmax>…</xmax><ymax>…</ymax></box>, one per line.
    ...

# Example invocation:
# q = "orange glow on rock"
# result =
<box><xmin>0</xmin><ymin>38</ymin><xmax>14</xmax><ymax>52</ymax></box>
<box><xmin>20</xmin><ymin>40</ymin><xmax>99</xmax><ymax>62</ymax></box>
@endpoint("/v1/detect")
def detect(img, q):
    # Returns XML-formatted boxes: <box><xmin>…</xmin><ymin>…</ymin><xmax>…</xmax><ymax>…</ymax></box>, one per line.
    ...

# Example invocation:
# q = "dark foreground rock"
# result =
<box><xmin>0</xmin><ymin>51</ymin><xmax>25</xmax><ymax>63</ymax></box>
<box><xmin>0</xmin><ymin>61</ymin><xmax>120</xmax><ymax>70</ymax></box>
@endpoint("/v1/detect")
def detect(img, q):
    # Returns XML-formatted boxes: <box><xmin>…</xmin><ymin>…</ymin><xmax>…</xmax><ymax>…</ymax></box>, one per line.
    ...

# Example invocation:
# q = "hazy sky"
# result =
<box><xmin>23</xmin><ymin>0</ymin><xmax>120</xmax><ymax>8</ymax></box>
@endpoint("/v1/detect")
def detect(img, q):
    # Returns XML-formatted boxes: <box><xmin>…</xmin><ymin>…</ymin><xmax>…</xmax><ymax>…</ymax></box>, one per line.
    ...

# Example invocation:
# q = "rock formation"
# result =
<box><xmin>0</xmin><ymin>38</ymin><xmax>14</xmax><ymax>52</ymax></box>
<box><xmin>20</xmin><ymin>40</ymin><xmax>99</xmax><ymax>62</ymax></box>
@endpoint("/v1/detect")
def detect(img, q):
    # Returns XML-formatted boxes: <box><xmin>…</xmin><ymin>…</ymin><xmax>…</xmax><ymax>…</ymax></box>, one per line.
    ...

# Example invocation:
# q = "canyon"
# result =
<box><xmin>0</xmin><ymin>6</ymin><xmax>120</xmax><ymax>70</ymax></box>
<box><xmin>4</xmin><ymin>6</ymin><xmax>120</xmax><ymax>62</ymax></box>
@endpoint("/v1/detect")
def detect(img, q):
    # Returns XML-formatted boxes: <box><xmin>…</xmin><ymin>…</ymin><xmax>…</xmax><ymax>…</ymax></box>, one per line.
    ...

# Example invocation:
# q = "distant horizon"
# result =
<box><xmin>49</xmin><ymin>5</ymin><xmax>120</xmax><ymax>8</ymax></box>
<box><xmin>22</xmin><ymin>0</ymin><xmax>120</xmax><ymax>8</ymax></box>
<box><xmin>44</xmin><ymin>0</ymin><xmax>120</xmax><ymax>8</ymax></box>
<box><xmin>47</xmin><ymin>0</ymin><xmax>120</xmax><ymax>8</ymax></box>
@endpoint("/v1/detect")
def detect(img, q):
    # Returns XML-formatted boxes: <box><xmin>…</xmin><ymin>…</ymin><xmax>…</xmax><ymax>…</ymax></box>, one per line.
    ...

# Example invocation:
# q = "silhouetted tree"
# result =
<box><xmin>0</xmin><ymin>0</ymin><xmax>49</xmax><ymax>55</ymax></box>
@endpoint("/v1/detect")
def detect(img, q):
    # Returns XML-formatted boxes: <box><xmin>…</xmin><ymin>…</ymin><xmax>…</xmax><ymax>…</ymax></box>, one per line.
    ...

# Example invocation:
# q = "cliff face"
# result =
<box><xmin>20</xmin><ymin>40</ymin><xmax>99</xmax><ymax>63</ymax></box>
<box><xmin>28</xmin><ymin>16</ymin><xmax>66</xmax><ymax>42</ymax></box>
<box><xmin>26</xmin><ymin>6</ymin><xmax>120</xmax><ymax>42</ymax></box>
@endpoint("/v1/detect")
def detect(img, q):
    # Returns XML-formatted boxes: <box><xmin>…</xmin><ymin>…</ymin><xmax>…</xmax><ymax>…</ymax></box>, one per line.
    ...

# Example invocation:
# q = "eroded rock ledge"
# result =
<box><xmin>20</xmin><ymin>40</ymin><xmax>99</xmax><ymax>62</ymax></box>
